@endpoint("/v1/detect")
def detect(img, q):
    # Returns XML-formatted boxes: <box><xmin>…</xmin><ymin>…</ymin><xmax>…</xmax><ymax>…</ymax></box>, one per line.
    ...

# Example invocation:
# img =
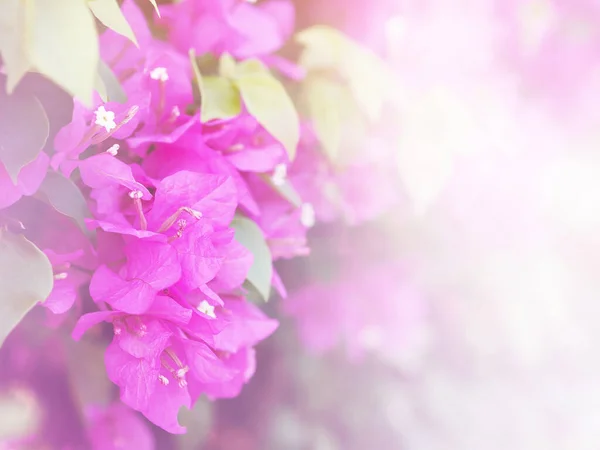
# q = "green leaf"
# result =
<box><xmin>37</xmin><ymin>171</ymin><xmax>93</xmax><ymax>237</ymax></box>
<box><xmin>0</xmin><ymin>0</ymin><xmax>30</xmax><ymax>92</ymax></box>
<box><xmin>29</xmin><ymin>0</ymin><xmax>100</xmax><ymax>106</ymax></box>
<box><xmin>201</xmin><ymin>76</ymin><xmax>241</xmax><ymax>123</ymax></box>
<box><xmin>302</xmin><ymin>75</ymin><xmax>368</xmax><ymax>164</ymax></box>
<box><xmin>147</xmin><ymin>0</ymin><xmax>161</xmax><ymax>17</ymax></box>
<box><xmin>231</xmin><ymin>216</ymin><xmax>272</xmax><ymax>302</ymax></box>
<box><xmin>95</xmin><ymin>59</ymin><xmax>127</xmax><ymax>103</ymax></box>
<box><xmin>190</xmin><ymin>49</ymin><xmax>241</xmax><ymax>123</ymax></box>
<box><xmin>233</xmin><ymin>57</ymin><xmax>269</xmax><ymax>77</ymax></box>
<box><xmin>303</xmin><ymin>77</ymin><xmax>343</xmax><ymax>162</ymax></box>
<box><xmin>234</xmin><ymin>70</ymin><xmax>300</xmax><ymax>160</ymax></box>
<box><xmin>0</xmin><ymin>87</ymin><xmax>49</xmax><ymax>184</ymax></box>
<box><xmin>0</xmin><ymin>230</ymin><xmax>53</xmax><ymax>347</ymax></box>
<box><xmin>88</xmin><ymin>0</ymin><xmax>138</xmax><ymax>46</ymax></box>
<box><xmin>296</xmin><ymin>25</ymin><xmax>391</xmax><ymax>122</ymax></box>
<box><xmin>218</xmin><ymin>53</ymin><xmax>237</xmax><ymax>78</ymax></box>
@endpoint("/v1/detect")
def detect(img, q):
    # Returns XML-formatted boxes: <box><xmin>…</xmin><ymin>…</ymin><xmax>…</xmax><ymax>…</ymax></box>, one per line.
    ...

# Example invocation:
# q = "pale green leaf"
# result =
<box><xmin>303</xmin><ymin>75</ymin><xmax>368</xmax><ymax>164</ymax></box>
<box><xmin>0</xmin><ymin>88</ymin><xmax>49</xmax><ymax>184</ymax></box>
<box><xmin>303</xmin><ymin>77</ymin><xmax>343</xmax><ymax>162</ymax></box>
<box><xmin>0</xmin><ymin>231</ymin><xmax>53</xmax><ymax>346</ymax></box>
<box><xmin>296</xmin><ymin>25</ymin><xmax>391</xmax><ymax>122</ymax></box>
<box><xmin>218</xmin><ymin>53</ymin><xmax>237</xmax><ymax>78</ymax></box>
<box><xmin>234</xmin><ymin>71</ymin><xmax>299</xmax><ymax>160</ymax></box>
<box><xmin>147</xmin><ymin>0</ymin><xmax>161</xmax><ymax>17</ymax></box>
<box><xmin>0</xmin><ymin>0</ymin><xmax>30</xmax><ymax>92</ymax></box>
<box><xmin>94</xmin><ymin>71</ymin><xmax>107</xmax><ymax>102</ymax></box>
<box><xmin>234</xmin><ymin>58</ymin><xmax>269</xmax><ymax>77</ymax></box>
<box><xmin>96</xmin><ymin>59</ymin><xmax>127</xmax><ymax>103</ymax></box>
<box><xmin>38</xmin><ymin>171</ymin><xmax>93</xmax><ymax>237</ymax></box>
<box><xmin>88</xmin><ymin>0</ymin><xmax>138</xmax><ymax>46</ymax></box>
<box><xmin>296</xmin><ymin>26</ymin><xmax>347</xmax><ymax>70</ymax></box>
<box><xmin>201</xmin><ymin>76</ymin><xmax>241</xmax><ymax>123</ymax></box>
<box><xmin>29</xmin><ymin>0</ymin><xmax>99</xmax><ymax>106</ymax></box>
<box><xmin>191</xmin><ymin>48</ymin><xmax>241</xmax><ymax>122</ymax></box>
<box><xmin>231</xmin><ymin>216</ymin><xmax>272</xmax><ymax>301</ymax></box>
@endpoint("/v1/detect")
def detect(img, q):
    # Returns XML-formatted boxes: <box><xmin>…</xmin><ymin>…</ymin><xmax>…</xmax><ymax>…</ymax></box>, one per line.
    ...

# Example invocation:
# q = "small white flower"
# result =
<box><xmin>198</xmin><ymin>300</ymin><xmax>216</xmax><ymax>318</ymax></box>
<box><xmin>271</xmin><ymin>163</ymin><xmax>287</xmax><ymax>186</ymax></box>
<box><xmin>150</xmin><ymin>67</ymin><xmax>169</xmax><ymax>82</ymax></box>
<box><xmin>94</xmin><ymin>106</ymin><xmax>116</xmax><ymax>132</ymax></box>
<box><xmin>128</xmin><ymin>190</ymin><xmax>143</xmax><ymax>200</ymax></box>
<box><xmin>300</xmin><ymin>203</ymin><xmax>315</xmax><ymax>228</ymax></box>
<box><xmin>106</xmin><ymin>144</ymin><xmax>120</xmax><ymax>156</ymax></box>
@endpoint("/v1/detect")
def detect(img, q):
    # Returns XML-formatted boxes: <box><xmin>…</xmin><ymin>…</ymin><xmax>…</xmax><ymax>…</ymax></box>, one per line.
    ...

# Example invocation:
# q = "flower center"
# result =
<box><xmin>106</xmin><ymin>144</ymin><xmax>120</xmax><ymax>156</ymax></box>
<box><xmin>271</xmin><ymin>163</ymin><xmax>287</xmax><ymax>186</ymax></box>
<box><xmin>161</xmin><ymin>348</ymin><xmax>190</xmax><ymax>388</ymax></box>
<box><xmin>94</xmin><ymin>106</ymin><xmax>116</xmax><ymax>132</ymax></box>
<box><xmin>197</xmin><ymin>300</ymin><xmax>217</xmax><ymax>319</ymax></box>
<box><xmin>149</xmin><ymin>67</ymin><xmax>169</xmax><ymax>82</ymax></box>
<box><xmin>158</xmin><ymin>206</ymin><xmax>203</xmax><ymax>236</ymax></box>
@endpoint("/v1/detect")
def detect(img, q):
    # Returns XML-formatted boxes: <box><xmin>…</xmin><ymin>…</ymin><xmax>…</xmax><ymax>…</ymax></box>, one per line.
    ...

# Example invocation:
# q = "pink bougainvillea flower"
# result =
<box><xmin>208</xmin><ymin>237</ymin><xmax>253</xmax><ymax>294</ymax></box>
<box><xmin>79</xmin><ymin>152</ymin><xmax>153</xmax><ymax>229</ymax></box>
<box><xmin>73</xmin><ymin>294</ymin><xmax>237</xmax><ymax>433</ymax></box>
<box><xmin>52</xmin><ymin>102</ymin><xmax>143</xmax><ymax>176</ymax></box>
<box><xmin>242</xmin><ymin>173</ymin><xmax>311</xmax><ymax>259</ymax></box>
<box><xmin>204</xmin><ymin>115</ymin><xmax>288</xmax><ymax>173</ymax></box>
<box><xmin>0</xmin><ymin>152</ymin><xmax>49</xmax><ymax>210</ymax></box>
<box><xmin>100</xmin><ymin>0</ymin><xmax>154</xmax><ymax>67</ymax></box>
<box><xmin>86</xmin><ymin>402</ymin><xmax>155</xmax><ymax>450</ymax></box>
<box><xmin>190</xmin><ymin>346</ymin><xmax>257</xmax><ymax>400</ymax></box>
<box><xmin>79</xmin><ymin>153</ymin><xmax>152</xmax><ymax>198</ymax></box>
<box><xmin>225</xmin><ymin>0</ymin><xmax>295</xmax><ymax>58</ymax></box>
<box><xmin>161</xmin><ymin>0</ymin><xmax>294</xmax><ymax>59</ymax></box>
<box><xmin>143</xmin><ymin>138</ymin><xmax>260</xmax><ymax>216</ymax></box>
<box><xmin>170</xmin><ymin>220</ymin><xmax>229</xmax><ymax>292</ymax></box>
<box><xmin>211</xmin><ymin>297</ymin><xmax>279</xmax><ymax>353</ymax></box>
<box><xmin>146</xmin><ymin>170</ymin><xmax>237</xmax><ymax>229</ymax></box>
<box><xmin>89</xmin><ymin>240</ymin><xmax>181</xmax><ymax>314</ymax></box>
<box><xmin>42</xmin><ymin>249</ymin><xmax>86</xmax><ymax>316</ymax></box>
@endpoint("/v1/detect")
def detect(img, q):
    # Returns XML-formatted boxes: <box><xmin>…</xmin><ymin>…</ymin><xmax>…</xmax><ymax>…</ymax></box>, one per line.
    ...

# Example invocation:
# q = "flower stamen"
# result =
<box><xmin>197</xmin><ymin>300</ymin><xmax>217</xmax><ymax>319</ymax></box>
<box><xmin>129</xmin><ymin>190</ymin><xmax>148</xmax><ymax>231</ymax></box>
<box><xmin>157</xmin><ymin>207</ymin><xmax>203</xmax><ymax>233</ymax></box>
<box><xmin>106</xmin><ymin>144</ymin><xmax>120</xmax><ymax>156</ymax></box>
<box><xmin>150</xmin><ymin>67</ymin><xmax>169</xmax><ymax>82</ymax></box>
<box><xmin>271</xmin><ymin>163</ymin><xmax>287</xmax><ymax>186</ymax></box>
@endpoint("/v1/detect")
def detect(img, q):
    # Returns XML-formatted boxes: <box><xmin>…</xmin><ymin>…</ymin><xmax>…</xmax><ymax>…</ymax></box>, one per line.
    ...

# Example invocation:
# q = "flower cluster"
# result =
<box><xmin>1</xmin><ymin>0</ymin><xmax>372</xmax><ymax>438</ymax></box>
